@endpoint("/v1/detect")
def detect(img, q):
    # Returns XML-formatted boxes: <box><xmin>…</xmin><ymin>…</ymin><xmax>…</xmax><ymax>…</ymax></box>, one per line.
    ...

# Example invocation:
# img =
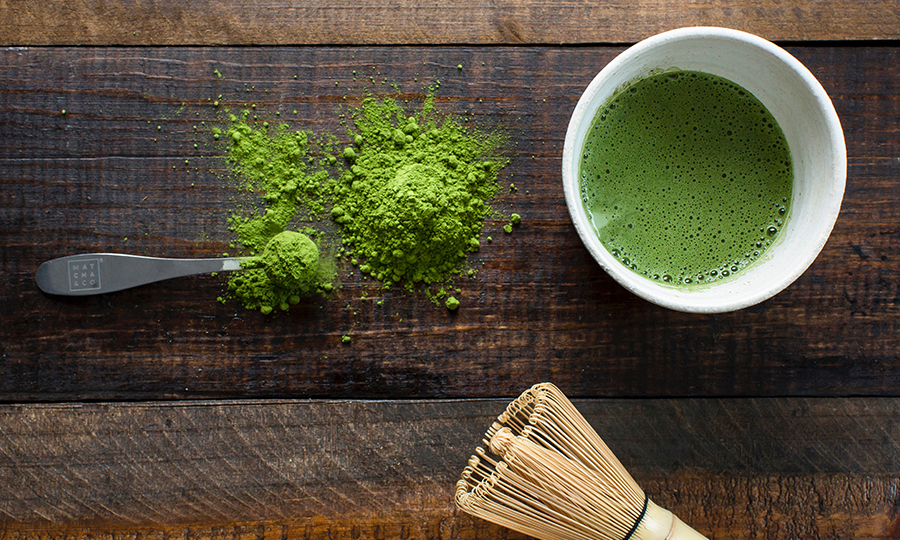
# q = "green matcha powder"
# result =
<box><xmin>334</xmin><ymin>95</ymin><xmax>507</xmax><ymax>288</ymax></box>
<box><xmin>218</xmin><ymin>90</ymin><xmax>509</xmax><ymax>313</ymax></box>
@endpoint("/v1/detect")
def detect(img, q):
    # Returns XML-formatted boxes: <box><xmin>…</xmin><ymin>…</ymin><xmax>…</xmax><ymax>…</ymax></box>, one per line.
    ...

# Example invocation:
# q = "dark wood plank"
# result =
<box><xmin>1</xmin><ymin>45</ymin><xmax>898</xmax><ymax>401</ymax></box>
<box><xmin>2</xmin><ymin>397</ymin><xmax>900</xmax><ymax>538</ymax></box>
<box><xmin>1</xmin><ymin>0</ymin><xmax>899</xmax><ymax>45</ymax></box>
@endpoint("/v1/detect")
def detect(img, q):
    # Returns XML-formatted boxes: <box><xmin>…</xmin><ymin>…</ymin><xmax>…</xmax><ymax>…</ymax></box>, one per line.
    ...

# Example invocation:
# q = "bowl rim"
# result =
<box><xmin>561</xmin><ymin>26</ymin><xmax>847</xmax><ymax>313</ymax></box>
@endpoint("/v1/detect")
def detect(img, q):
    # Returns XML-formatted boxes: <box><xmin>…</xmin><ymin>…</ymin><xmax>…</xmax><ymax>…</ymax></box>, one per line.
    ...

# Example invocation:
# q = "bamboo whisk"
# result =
<box><xmin>456</xmin><ymin>383</ymin><xmax>708</xmax><ymax>540</ymax></box>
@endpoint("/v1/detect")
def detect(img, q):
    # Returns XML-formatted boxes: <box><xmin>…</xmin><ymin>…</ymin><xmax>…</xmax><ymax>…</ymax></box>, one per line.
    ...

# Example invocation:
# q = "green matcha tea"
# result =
<box><xmin>579</xmin><ymin>70</ymin><xmax>793</xmax><ymax>285</ymax></box>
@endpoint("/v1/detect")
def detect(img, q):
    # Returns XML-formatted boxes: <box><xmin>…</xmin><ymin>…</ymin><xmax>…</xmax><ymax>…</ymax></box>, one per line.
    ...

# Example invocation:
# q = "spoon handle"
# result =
<box><xmin>35</xmin><ymin>253</ymin><xmax>244</xmax><ymax>296</ymax></box>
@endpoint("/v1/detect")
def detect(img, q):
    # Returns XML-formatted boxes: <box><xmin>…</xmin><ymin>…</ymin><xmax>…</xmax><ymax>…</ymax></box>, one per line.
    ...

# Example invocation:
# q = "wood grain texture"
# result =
<box><xmin>2</xmin><ymin>397</ymin><xmax>900</xmax><ymax>539</ymax></box>
<box><xmin>1</xmin><ymin>45</ymin><xmax>898</xmax><ymax>402</ymax></box>
<box><xmin>1</xmin><ymin>0</ymin><xmax>899</xmax><ymax>46</ymax></box>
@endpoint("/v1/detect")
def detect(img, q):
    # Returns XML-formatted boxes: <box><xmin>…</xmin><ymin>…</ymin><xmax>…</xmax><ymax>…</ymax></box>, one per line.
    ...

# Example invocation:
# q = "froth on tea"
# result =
<box><xmin>579</xmin><ymin>70</ymin><xmax>793</xmax><ymax>286</ymax></box>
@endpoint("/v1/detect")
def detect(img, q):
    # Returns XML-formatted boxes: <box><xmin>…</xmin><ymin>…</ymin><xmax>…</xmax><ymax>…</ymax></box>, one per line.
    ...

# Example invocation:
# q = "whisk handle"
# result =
<box><xmin>635</xmin><ymin>500</ymin><xmax>709</xmax><ymax>540</ymax></box>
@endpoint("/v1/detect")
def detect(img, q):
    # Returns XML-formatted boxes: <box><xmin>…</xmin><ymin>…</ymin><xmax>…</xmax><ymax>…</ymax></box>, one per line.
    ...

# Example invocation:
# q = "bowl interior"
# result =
<box><xmin>563</xmin><ymin>28</ymin><xmax>846</xmax><ymax>313</ymax></box>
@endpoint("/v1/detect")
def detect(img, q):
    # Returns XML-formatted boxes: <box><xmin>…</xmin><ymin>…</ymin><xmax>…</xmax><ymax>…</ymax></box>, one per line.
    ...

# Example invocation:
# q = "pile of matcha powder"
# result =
<box><xmin>217</xmin><ymin>90</ymin><xmax>510</xmax><ymax>314</ymax></box>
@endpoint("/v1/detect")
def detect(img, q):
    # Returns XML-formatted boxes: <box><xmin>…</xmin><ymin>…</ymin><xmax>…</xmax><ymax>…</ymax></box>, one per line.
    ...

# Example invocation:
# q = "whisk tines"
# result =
<box><xmin>455</xmin><ymin>383</ymin><xmax>708</xmax><ymax>540</ymax></box>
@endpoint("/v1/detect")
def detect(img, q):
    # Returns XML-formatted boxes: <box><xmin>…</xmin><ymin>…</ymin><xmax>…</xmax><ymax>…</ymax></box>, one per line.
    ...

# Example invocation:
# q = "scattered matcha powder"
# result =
<box><xmin>220</xmin><ymin>116</ymin><xmax>336</xmax><ymax>313</ymax></box>
<box><xmin>217</xmin><ymin>86</ymin><xmax>510</xmax><ymax>313</ymax></box>
<box><xmin>332</xmin><ymin>93</ymin><xmax>508</xmax><ymax>296</ymax></box>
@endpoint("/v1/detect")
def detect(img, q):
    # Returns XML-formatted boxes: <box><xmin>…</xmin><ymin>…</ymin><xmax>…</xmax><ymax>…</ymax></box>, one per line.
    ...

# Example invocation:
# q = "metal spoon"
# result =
<box><xmin>35</xmin><ymin>253</ymin><xmax>254</xmax><ymax>296</ymax></box>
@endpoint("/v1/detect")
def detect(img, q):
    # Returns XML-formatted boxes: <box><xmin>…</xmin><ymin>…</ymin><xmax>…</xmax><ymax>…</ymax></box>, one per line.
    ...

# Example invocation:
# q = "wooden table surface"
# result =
<box><xmin>1</xmin><ymin>2</ymin><xmax>899</xmax><ymax>539</ymax></box>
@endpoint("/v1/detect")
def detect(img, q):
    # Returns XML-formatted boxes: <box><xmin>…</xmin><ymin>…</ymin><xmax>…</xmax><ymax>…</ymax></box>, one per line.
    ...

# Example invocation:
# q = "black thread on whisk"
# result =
<box><xmin>621</xmin><ymin>495</ymin><xmax>649</xmax><ymax>540</ymax></box>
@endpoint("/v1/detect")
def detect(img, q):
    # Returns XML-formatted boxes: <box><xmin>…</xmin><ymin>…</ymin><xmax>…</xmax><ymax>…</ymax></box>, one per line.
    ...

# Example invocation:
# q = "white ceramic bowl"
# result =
<box><xmin>562</xmin><ymin>27</ymin><xmax>846</xmax><ymax>313</ymax></box>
